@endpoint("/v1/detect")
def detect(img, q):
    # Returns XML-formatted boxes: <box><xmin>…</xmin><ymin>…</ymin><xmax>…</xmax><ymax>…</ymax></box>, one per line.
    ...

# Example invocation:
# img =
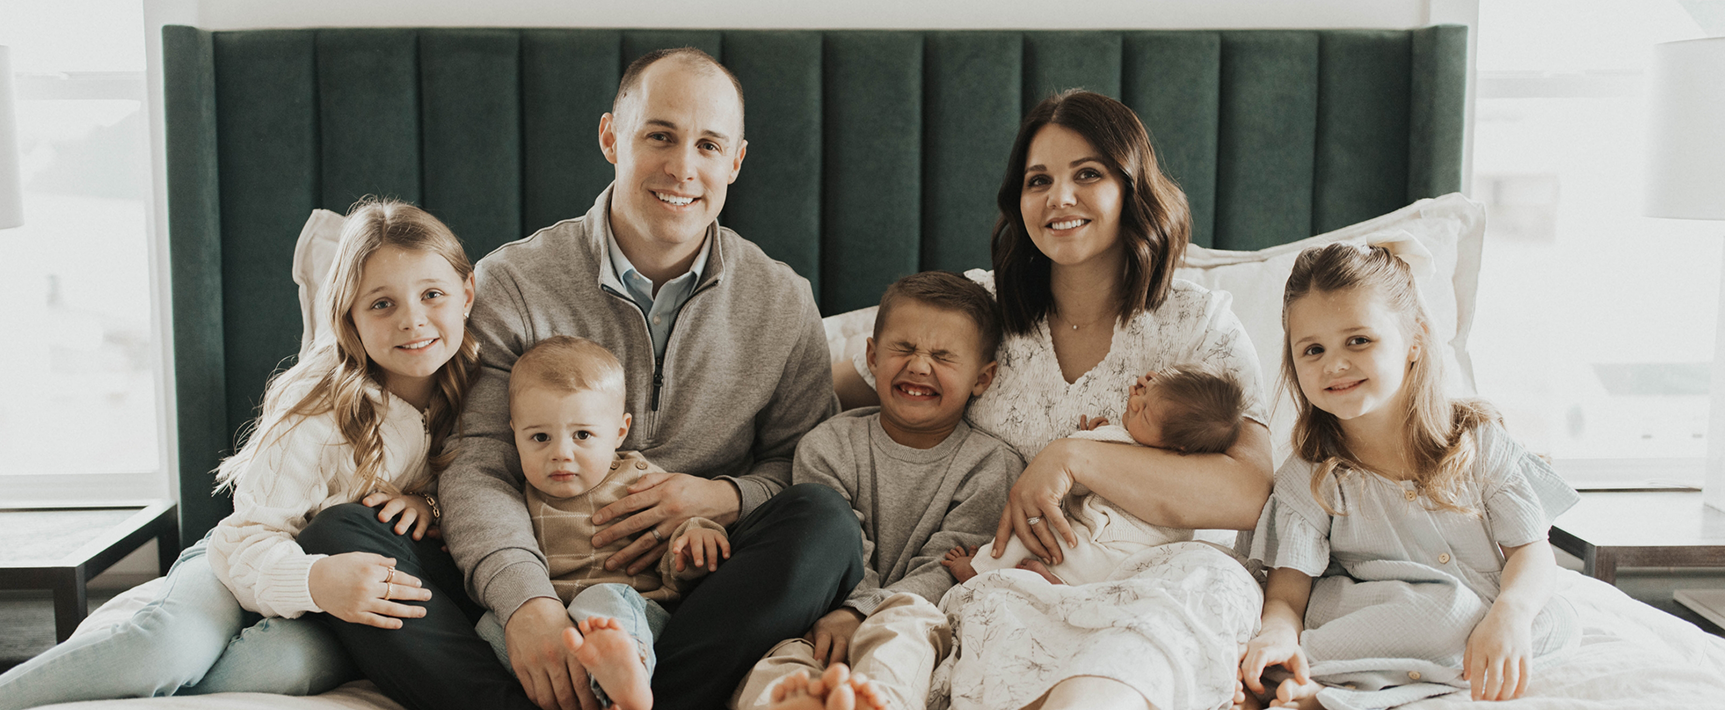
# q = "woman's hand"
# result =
<box><xmin>1238</xmin><ymin>626</ymin><xmax>1310</xmax><ymax>695</ymax></box>
<box><xmin>993</xmin><ymin>439</ymin><xmax>1080</xmax><ymax>564</ymax></box>
<box><xmin>804</xmin><ymin>608</ymin><xmax>866</xmax><ymax>665</ymax></box>
<box><xmin>361</xmin><ymin>491</ymin><xmax>437</xmax><ymax>541</ymax></box>
<box><xmin>1464</xmin><ymin>605</ymin><xmax>1533</xmax><ymax>701</ymax></box>
<box><xmin>307</xmin><ymin>552</ymin><xmax>431</xmax><ymax>629</ymax></box>
<box><xmin>591</xmin><ymin>473</ymin><xmax>741</xmax><ymax>575</ymax></box>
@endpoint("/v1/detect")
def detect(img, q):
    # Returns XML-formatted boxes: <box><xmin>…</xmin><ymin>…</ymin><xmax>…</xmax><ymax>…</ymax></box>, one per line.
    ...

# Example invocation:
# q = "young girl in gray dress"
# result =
<box><xmin>1238</xmin><ymin>243</ymin><xmax>1580</xmax><ymax>710</ymax></box>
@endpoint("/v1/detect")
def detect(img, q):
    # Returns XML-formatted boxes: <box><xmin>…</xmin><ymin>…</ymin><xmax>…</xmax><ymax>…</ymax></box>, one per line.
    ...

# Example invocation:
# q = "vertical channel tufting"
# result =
<box><xmin>923</xmin><ymin>32</ymin><xmax>1020</xmax><ymax>274</ymax></box>
<box><xmin>1123</xmin><ymin>32</ymin><xmax>1222</xmax><ymax>248</ymax></box>
<box><xmin>420</xmin><ymin>30</ymin><xmax>522</xmax><ymax>258</ymax></box>
<box><xmin>1313</xmin><ymin>31</ymin><xmax>1411</xmax><ymax>235</ymax></box>
<box><xmin>316</xmin><ymin>29</ymin><xmax>420</xmax><ymax>211</ymax></box>
<box><xmin>213</xmin><ymin>30</ymin><xmax>319</xmax><ymax>450</ymax></box>
<box><xmin>1214</xmin><ymin>31</ymin><xmax>1319</xmax><ymax>251</ymax></box>
<box><xmin>623</xmin><ymin>31</ymin><xmax>723</xmax><ymax>66</ymax></box>
<box><xmin>822</xmin><ymin>32</ymin><xmax>923</xmax><ymax>314</ymax></box>
<box><xmin>164</xmin><ymin>25</ymin><xmax>228</xmax><ymax>542</ymax></box>
<box><xmin>522</xmin><ymin>30</ymin><xmax>621</xmax><ymax>236</ymax></box>
<box><xmin>722</xmin><ymin>31</ymin><xmax>823</xmax><ymax>284</ymax></box>
<box><xmin>1022</xmin><ymin>31</ymin><xmax>1123</xmax><ymax>110</ymax></box>
<box><xmin>1409</xmin><ymin>25</ymin><xmax>1468</xmax><ymax>201</ymax></box>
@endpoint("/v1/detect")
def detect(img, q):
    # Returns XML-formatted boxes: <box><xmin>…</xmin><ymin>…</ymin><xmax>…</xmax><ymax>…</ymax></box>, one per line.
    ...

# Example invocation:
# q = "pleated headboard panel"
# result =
<box><xmin>163</xmin><ymin>25</ymin><xmax>1467</xmax><ymax>541</ymax></box>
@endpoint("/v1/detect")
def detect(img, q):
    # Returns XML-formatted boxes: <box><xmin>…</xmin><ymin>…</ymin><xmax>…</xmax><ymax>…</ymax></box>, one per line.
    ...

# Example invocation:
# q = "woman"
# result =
<box><xmin>836</xmin><ymin>89</ymin><xmax>1273</xmax><ymax>710</ymax></box>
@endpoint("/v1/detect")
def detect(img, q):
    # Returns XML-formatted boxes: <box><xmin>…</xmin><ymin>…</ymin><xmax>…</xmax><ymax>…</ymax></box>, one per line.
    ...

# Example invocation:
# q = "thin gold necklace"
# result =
<box><xmin>1051</xmin><ymin>309</ymin><xmax>1112</xmax><ymax>331</ymax></box>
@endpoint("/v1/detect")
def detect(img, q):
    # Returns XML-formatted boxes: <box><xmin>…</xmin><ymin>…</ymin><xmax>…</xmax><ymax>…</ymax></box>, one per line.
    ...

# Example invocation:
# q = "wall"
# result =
<box><xmin>118</xmin><ymin>0</ymin><xmax>1479</xmax><ymax>578</ymax></box>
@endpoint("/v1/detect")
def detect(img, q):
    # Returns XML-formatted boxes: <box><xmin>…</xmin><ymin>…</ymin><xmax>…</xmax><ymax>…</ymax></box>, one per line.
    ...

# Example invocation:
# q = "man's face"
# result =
<box><xmin>599</xmin><ymin>59</ymin><xmax>747</xmax><ymax>253</ymax></box>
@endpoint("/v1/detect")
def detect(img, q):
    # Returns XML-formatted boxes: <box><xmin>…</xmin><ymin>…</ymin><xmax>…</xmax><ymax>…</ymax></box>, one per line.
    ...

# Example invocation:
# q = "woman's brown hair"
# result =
<box><xmin>1281</xmin><ymin>243</ymin><xmax>1497</xmax><ymax>515</ymax></box>
<box><xmin>991</xmin><ymin>89</ymin><xmax>1192</xmax><ymax>335</ymax></box>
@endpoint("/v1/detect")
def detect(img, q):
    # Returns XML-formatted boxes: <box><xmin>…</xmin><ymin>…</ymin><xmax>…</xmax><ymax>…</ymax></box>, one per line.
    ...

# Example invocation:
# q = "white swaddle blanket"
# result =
<box><xmin>968</xmin><ymin>425</ymin><xmax>1191</xmax><ymax>584</ymax></box>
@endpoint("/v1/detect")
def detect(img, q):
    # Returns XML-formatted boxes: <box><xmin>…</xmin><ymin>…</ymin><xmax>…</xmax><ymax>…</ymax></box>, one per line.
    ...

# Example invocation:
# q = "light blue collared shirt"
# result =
<box><xmin>605</xmin><ymin>230</ymin><xmax>712</xmax><ymax>359</ymax></box>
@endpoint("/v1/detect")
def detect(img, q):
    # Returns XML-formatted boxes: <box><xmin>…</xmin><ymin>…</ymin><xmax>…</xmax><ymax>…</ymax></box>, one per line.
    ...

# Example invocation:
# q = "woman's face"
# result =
<box><xmin>1019</xmin><ymin>123</ymin><xmax>1127</xmax><ymax>270</ymax></box>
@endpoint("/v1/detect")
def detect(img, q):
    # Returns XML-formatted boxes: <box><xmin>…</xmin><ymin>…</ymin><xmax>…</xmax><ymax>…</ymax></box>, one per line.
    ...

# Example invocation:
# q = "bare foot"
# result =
<box><xmin>1230</xmin><ymin>676</ymin><xmax>1264</xmax><ymax>710</ymax></box>
<box><xmin>942</xmin><ymin>545</ymin><xmax>979</xmax><ymax>583</ymax></box>
<box><xmin>767</xmin><ymin>664</ymin><xmax>886</xmax><ymax>710</ymax></box>
<box><xmin>564</xmin><ymin>616</ymin><xmax>652</xmax><ymax>710</ymax></box>
<box><xmin>1016</xmin><ymin>558</ymin><xmax>1064</xmax><ymax>585</ymax></box>
<box><xmin>1268</xmin><ymin>677</ymin><xmax>1324</xmax><ymax>710</ymax></box>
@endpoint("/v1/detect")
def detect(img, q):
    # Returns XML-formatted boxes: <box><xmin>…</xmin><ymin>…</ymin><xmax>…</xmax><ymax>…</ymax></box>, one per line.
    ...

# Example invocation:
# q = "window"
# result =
<box><xmin>1471</xmin><ymin>0</ymin><xmax>1718</xmax><ymax>484</ymax></box>
<box><xmin>0</xmin><ymin>0</ymin><xmax>167</xmax><ymax>500</ymax></box>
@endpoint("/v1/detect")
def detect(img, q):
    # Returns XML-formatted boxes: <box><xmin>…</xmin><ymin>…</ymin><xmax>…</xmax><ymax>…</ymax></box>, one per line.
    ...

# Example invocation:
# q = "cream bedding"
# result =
<box><xmin>35</xmin><ymin>569</ymin><xmax>1725</xmax><ymax>709</ymax></box>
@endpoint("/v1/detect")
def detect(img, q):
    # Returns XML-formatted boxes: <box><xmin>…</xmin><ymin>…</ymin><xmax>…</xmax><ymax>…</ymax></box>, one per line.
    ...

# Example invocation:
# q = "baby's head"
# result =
<box><xmin>868</xmin><ymin>271</ymin><xmax>1001</xmax><ymax>446</ymax></box>
<box><xmin>1123</xmin><ymin>363</ymin><xmax>1246</xmax><ymax>455</ymax></box>
<box><xmin>509</xmin><ymin>336</ymin><xmax>631</xmax><ymax>498</ymax></box>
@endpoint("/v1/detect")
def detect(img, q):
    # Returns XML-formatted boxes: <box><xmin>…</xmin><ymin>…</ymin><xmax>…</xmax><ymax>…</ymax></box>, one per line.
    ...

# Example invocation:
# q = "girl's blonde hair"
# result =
<box><xmin>1281</xmin><ymin>243</ymin><xmax>1496</xmax><ymax>515</ymax></box>
<box><xmin>216</xmin><ymin>198</ymin><xmax>480</xmax><ymax>498</ymax></box>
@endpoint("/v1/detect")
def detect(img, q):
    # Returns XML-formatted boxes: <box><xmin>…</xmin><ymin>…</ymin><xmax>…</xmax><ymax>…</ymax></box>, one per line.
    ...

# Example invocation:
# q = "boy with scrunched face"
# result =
<box><xmin>739</xmin><ymin>271</ymin><xmax>1024</xmax><ymax>710</ymax></box>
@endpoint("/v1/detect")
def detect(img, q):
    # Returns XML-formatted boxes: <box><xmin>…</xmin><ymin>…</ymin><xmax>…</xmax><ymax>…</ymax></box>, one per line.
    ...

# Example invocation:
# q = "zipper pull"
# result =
<box><xmin>651</xmin><ymin>355</ymin><xmax>665</xmax><ymax>411</ymax></box>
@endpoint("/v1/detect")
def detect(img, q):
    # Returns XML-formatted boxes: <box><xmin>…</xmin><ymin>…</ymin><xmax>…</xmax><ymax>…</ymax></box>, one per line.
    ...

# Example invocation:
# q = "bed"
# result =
<box><xmin>35</xmin><ymin>23</ymin><xmax>1723</xmax><ymax>710</ymax></box>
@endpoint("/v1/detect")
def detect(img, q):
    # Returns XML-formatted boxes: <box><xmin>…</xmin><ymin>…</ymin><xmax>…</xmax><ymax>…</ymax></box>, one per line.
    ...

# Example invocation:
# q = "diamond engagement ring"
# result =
<box><xmin>384</xmin><ymin>568</ymin><xmax>395</xmax><ymax>584</ymax></box>
<box><xmin>1026</xmin><ymin>516</ymin><xmax>1044</xmax><ymax>526</ymax></box>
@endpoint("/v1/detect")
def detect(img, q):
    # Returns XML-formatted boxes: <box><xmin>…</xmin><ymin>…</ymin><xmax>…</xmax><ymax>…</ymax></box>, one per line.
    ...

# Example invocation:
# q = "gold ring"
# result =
<box><xmin>384</xmin><ymin>568</ymin><xmax>396</xmax><ymax>585</ymax></box>
<box><xmin>384</xmin><ymin>582</ymin><xmax>393</xmax><ymax>599</ymax></box>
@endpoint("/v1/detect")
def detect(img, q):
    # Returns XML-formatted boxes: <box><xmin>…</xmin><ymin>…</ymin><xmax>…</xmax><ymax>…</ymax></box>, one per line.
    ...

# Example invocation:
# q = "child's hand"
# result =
<box><xmin>308</xmin><ymin>552</ymin><xmax>431</xmax><ymax>629</ymax></box>
<box><xmin>941</xmin><ymin>544</ymin><xmax>980</xmax><ymax>583</ymax></box>
<box><xmin>804</xmin><ymin>608</ymin><xmax>866</xmax><ymax>665</ymax></box>
<box><xmin>1076</xmin><ymin>414</ymin><xmax>1109</xmax><ymax>431</ymax></box>
<box><xmin>1238</xmin><ymin>626</ymin><xmax>1310</xmax><ymax>695</ymax></box>
<box><xmin>362</xmin><ymin>492</ymin><xmax>437</xmax><ymax>541</ymax></box>
<box><xmin>671</xmin><ymin>527</ymin><xmax>731</xmax><ymax>574</ymax></box>
<box><xmin>1464</xmin><ymin>606</ymin><xmax>1533</xmax><ymax>701</ymax></box>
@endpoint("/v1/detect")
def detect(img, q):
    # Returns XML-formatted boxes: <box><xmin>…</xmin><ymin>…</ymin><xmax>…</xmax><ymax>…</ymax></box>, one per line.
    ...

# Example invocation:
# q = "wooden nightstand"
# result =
<box><xmin>0</xmin><ymin>501</ymin><xmax>179</xmax><ymax>641</ymax></box>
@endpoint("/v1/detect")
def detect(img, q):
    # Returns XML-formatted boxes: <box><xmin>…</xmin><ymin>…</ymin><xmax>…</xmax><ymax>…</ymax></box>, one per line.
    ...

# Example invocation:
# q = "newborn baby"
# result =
<box><xmin>945</xmin><ymin>363</ymin><xmax>1247</xmax><ymax>585</ymax></box>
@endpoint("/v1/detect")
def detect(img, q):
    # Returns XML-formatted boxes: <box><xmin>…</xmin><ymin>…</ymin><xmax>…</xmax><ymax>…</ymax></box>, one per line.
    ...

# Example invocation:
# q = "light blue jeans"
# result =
<box><xmin>477</xmin><ymin>583</ymin><xmax>669</xmax><ymax>708</ymax></box>
<box><xmin>0</xmin><ymin>534</ymin><xmax>356</xmax><ymax>709</ymax></box>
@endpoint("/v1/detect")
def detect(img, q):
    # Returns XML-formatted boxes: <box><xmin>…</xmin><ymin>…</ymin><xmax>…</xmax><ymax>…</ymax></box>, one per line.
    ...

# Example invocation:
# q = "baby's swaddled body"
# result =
<box><xmin>968</xmin><ymin>425</ymin><xmax>1190</xmax><ymax>584</ymax></box>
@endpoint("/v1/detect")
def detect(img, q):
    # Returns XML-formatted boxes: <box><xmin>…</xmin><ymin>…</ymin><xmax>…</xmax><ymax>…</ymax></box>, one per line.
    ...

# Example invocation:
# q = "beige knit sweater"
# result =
<box><xmin>525</xmin><ymin>450</ymin><xmax>724</xmax><ymax>604</ymax></box>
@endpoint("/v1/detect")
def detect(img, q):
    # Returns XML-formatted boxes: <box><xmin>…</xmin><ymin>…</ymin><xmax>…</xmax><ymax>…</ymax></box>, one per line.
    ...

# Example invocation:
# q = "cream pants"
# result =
<box><xmin>732</xmin><ymin>592</ymin><xmax>950</xmax><ymax>710</ymax></box>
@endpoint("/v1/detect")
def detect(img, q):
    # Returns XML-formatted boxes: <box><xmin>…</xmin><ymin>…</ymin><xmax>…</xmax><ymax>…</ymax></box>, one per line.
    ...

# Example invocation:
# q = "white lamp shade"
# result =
<box><xmin>0</xmin><ymin>45</ymin><xmax>22</xmax><ymax>230</ymax></box>
<box><xmin>1645</xmin><ymin>36</ymin><xmax>1725</xmax><ymax>221</ymax></box>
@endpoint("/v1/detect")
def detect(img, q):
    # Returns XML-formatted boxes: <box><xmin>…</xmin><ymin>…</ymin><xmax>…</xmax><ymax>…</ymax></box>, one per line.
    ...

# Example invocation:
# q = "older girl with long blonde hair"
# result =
<box><xmin>0</xmin><ymin>198</ymin><xmax>480</xmax><ymax>708</ymax></box>
<box><xmin>1239</xmin><ymin>243</ymin><xmax>1580</xmax><ymax>709</ymax></box>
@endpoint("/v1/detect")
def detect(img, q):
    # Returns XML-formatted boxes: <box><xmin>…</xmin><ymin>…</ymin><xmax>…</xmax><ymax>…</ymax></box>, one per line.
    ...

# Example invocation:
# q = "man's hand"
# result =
<box><xmin>591</xmin><ymin>472</ymin><xmax>741</xmax><ymax>575</ymax></box>
<box><xmin>506</xmin><ymin>597</ymin><xmax>600</xmax><ymax>710</ymax></box>
<box><xmin>804</xmin><ymin>607</ymin><xmax>866</xmax><ymax>666</ymax></box>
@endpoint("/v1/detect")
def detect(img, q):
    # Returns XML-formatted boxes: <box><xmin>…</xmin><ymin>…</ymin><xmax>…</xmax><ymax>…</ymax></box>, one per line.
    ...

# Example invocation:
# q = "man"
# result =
<box><xmin>446</xmin><ymin>48</ymin><xmax>862</xmax><ymax>710</ymax></box>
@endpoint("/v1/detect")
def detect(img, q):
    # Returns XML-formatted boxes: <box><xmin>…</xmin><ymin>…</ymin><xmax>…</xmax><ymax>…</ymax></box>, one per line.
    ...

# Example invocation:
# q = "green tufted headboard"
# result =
<box><xmin>162</xmin><ymin>25</ymin><xmax>1467</xmax><ymax>544</ymax></box>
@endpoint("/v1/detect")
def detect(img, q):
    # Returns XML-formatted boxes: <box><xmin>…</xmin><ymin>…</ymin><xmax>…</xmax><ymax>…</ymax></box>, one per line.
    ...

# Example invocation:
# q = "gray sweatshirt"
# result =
<box><xmin>793</xmin><ymin>408</ymin><xmax>1022</xmax><ymax>615</ymax></box>
<box><xmin>441</xmin><ymin>185</ymin><xmax>838</xmax><ymax>624</ymax></box>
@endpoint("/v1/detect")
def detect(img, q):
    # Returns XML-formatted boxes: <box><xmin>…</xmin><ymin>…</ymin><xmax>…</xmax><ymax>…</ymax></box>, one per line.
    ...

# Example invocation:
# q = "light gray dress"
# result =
<box><xmin>1247</xmin><ymin>423</ymin><xmax>1581</xmax><ymax>710</ymax></box>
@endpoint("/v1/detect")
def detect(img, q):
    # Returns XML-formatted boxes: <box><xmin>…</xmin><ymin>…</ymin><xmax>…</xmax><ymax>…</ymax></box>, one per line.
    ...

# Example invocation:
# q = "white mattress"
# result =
<box><xmin>36</xmin><ymin>570</ymin><xmax>1725</xmax><ymax>710</ymax></box>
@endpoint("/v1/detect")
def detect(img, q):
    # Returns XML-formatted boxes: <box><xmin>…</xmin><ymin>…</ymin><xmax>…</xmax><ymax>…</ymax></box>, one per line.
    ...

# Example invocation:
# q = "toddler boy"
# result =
<box><xmin>738</xmin><ymin>271</ymin><xmax>1023</xmax><ymax>710</ymax></box>
<box><xmin>945</xmin><ymin>362</ymin><xmax>1247</xmax><ymax>586</ymax></box>
<box><xmin>477</xmin><ymin>336</ymin><xmax>728</xmax><ymax>710</ymax></box>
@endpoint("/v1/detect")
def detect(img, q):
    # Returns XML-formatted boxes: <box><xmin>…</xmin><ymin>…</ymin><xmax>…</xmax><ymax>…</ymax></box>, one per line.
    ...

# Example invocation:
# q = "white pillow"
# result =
<box><xmin>1174</xmin><ymin>192</ymin><xmax>1486</xmax><ymax>463</ymax></box>
<box><xmin>817</xmin><ymin>193</ymin><xmax>1487</xmax><ymax>465</ymax></box>
<box><xmin>293</xmin><ymin>208</ymin><xmax>346</xmax><ymax>356</ymax></box>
